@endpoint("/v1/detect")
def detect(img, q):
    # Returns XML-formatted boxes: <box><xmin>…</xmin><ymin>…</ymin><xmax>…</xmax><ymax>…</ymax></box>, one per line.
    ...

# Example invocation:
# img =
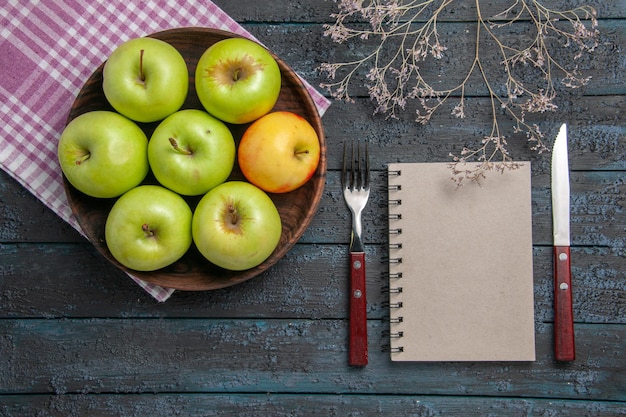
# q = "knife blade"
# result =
<box><xmin>551</xmin><ymin>123</ymin><xmax>575</xmax><ymax>362</ymax></box>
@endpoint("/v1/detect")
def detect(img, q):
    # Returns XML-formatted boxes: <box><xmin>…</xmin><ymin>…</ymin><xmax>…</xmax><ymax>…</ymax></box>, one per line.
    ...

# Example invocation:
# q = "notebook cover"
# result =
<box><xmin>388</xmin><ymin>162</ymin><xmax>536</xmax><ymax>361</ymax></box>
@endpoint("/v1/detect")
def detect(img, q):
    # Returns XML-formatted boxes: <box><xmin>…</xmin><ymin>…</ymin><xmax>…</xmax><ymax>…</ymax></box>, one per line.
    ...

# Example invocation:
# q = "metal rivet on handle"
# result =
<box><xmin>560</xmin><ymin>283</ymin><xmax>569</xmax><ymax>290</ymax></box>
<box><xmin>559</xmin><ymin>253</ymin><xmax>568</xmax><ymax>261</ymax></box>
<box><xmin>354</xmin><ymin>290</ymin><xmax>362</xmax><ymax>298</ymax></box>
<box><xmin>353</xmin><ymin>260</ymin><xmax>362</xmax><ymax>269</ymax></box>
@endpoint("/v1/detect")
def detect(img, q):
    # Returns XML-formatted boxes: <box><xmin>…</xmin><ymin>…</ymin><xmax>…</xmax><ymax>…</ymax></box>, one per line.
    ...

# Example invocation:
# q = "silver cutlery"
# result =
<box><xmin>342</xmin><ymin>140</ymin><xmax>370</xmax><ymax>366</ymax></box>
<box><xmin>551</xmin><ymin>123</ymin><xmax>575</xmax><ymax>362</ymax></box>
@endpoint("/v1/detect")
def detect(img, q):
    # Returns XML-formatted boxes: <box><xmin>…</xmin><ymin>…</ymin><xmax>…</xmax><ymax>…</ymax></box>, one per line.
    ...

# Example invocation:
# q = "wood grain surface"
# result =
<box><xmin>1</xmin><ymin>1</ymin><xmax>624</xmax><ymax>415</ymax></box>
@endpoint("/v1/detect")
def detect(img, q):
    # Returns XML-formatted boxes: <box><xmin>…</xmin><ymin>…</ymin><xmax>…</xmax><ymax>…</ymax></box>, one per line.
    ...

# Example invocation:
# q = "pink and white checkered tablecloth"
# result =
<box><xmin>0</xmin><ymin>1</ymin><xmax>331</xmax><ymax>302</ymax></box>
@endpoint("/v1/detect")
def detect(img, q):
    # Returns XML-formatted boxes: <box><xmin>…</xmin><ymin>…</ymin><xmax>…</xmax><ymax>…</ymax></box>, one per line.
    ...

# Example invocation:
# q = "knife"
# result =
<box><xmin>551</xmin><ymin>123</ymin><xmax>575</xmax><ymax>362</ymax></box>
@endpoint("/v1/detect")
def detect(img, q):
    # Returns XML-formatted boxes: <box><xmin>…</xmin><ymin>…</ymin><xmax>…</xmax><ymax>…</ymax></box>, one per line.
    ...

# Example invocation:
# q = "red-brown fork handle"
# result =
<box><xmin>349</xmin><ymin>251</ymin><xmax>368</xmax><ymax>366</ymax></box>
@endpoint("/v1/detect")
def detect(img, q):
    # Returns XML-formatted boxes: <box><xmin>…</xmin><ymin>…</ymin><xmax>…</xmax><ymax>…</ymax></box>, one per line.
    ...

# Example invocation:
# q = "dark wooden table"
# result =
<box><xmin>1</xmin><ymin>1</ymin><xmax>624</xmax><ymax>415</ymax></box>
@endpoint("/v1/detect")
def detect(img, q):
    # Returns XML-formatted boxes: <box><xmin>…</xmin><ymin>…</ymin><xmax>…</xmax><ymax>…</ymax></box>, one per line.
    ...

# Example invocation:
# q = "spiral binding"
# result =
<box><xmin>384</xmin><ymin>301</ymin><xmax>403</xmax><ymax>309</ymax></box>
<box><xmin>381</xmin><ymin>270</ymin><xmax>403</xmax><ymax>279</ymax></box>
<box><xmin>387</xmin><ymin>166</ymin><xmax>404</xmax><ymax>354</ymax></box>
<box><xmin>381</xmin><ymin>330</ymin><xmax>404</xmax><ymax>338</ymax></box>
<box><xmin>381</xmin><ymin>285</ymin><xmax>403</xmax><ymax>294</ymax></box>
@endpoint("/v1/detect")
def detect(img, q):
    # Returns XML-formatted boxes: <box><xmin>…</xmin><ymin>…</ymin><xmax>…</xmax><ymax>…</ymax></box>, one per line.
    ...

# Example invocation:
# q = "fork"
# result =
<box><xmin>341</xmin><ymin>140</ymin><xmax>370</xmax><ymax>366</ymax></box>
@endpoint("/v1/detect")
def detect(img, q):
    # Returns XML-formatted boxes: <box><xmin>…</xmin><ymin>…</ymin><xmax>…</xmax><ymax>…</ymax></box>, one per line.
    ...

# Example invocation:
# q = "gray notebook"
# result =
<box><xmin>387</xmin><ymin>162</ymin><xmax>536</xmax><ymax>361</ymax></box>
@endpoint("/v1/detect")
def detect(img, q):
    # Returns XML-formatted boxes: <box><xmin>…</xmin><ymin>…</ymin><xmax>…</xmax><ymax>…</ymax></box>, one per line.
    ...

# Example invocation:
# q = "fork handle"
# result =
<box><xmin>349</xmin><ymin>251</ymin><xmax>368</xmax><ymax>366</ymax></box>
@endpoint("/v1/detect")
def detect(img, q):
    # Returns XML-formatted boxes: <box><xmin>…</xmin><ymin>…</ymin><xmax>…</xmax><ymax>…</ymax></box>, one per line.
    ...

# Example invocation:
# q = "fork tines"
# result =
<box><xmin>342</xmin><ymin>140</ymin><xmax>370</xmax><ymax>190</ymax></box>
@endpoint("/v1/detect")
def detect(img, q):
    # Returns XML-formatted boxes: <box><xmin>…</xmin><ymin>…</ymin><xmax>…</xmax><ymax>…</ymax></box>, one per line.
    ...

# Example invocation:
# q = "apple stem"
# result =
<box><xmin>228</xmin><ymin>204</ymin><xmax>239</xmax><ymax>225</ymax></box>
<box><xmin>75</xmin><ymin>153</ymin><xmax>91</xmax><ymax>165</ymax></box>
<box><xmin>169</xmin><ymin>137</ymin><xmax>193</xmax><ymax>155</ymax></box>
<box><xmin>295</xmin><ymin>150</ymin><xmax>310</xmax><ymax>156</ymax></box>
<box><xmin>232</xmin><ymin>67</ymin><xmax>242</xmax><ymax>82</ymax></box>
<box><xmin>142</xmin><ymin>223</ymin><xmax>155</xmax><ymax>237</ymax></box>
<box><xmin>139</xmin><ymin>49</ymin><xmax>145</xmax><ymax>82</ymax></box>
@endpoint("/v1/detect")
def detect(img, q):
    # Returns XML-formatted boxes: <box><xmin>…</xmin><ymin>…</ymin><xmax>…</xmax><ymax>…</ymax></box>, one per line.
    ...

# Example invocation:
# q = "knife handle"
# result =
<box><xmin>349</xmin><ymin>251</ymin><xmax>368</xmax><ymax>366</ymax></box>
<box><xmin>554</xmin><ymin>245</ymin><xmax>575</xmax><ymax>362</ymax></box>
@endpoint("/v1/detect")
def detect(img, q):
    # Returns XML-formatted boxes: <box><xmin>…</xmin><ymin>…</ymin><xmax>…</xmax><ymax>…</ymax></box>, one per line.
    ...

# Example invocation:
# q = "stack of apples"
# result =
<box><xmin>58</xmin><ymin>36</ymin><xmax>321</xmax><ymax>273</ymax></box>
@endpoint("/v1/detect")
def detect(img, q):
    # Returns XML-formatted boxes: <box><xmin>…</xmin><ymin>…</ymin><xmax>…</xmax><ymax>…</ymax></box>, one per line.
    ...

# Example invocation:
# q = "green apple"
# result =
<box><xmin>192</xmin><ymin>181</ymin><xmax>282</xmax><ymax>271</ymax></box>
<box><xmin>57</xmin><ymin>110</ymin><xmax>149</xmax><ymax>198</ymax></box>
<box><xmin>103</xmin><ymin>37</ymin><xmax>188</xmax><ymax>123</ymax></box>
<box><xmin>195</xmin><ymin>37</ymin><xmax>281</xmax><ymax>124</ymax></box>
<box><xmin>105</xmin><ymin>185</ymin><xmax>192</xmax><ymax>271</ymax></box>
<box><xmin>238</xmin><ymin>111</ymin><xmax>320</xmax><ymax>193</ymax></box>
<box><xmin>148</xmin><ymin>109</ymin><xmax>236</xmax><ymax>196</ymax></box>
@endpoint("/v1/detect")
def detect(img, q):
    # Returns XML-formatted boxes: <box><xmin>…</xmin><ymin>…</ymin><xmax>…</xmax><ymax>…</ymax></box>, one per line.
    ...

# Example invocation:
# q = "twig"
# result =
<box><xmin>320</xmin><ymin>0</ymin><xmax>599</xmax><ymax>182</ymax></box>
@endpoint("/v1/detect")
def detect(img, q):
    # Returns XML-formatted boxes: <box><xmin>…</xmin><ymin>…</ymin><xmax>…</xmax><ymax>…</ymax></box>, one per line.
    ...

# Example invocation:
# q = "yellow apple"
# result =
<box><xmin>238</xmin><ymin>111</ymin><xmax>320</xmax><ymax>193</ymax></box>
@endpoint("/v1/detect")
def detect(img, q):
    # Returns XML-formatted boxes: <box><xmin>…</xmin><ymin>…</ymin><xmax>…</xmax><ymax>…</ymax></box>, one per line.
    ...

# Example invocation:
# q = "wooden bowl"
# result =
<box><xmin>64</xmin><ymin>28</ymin><xmax>326</xmax><ymax>291</ymax></box>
